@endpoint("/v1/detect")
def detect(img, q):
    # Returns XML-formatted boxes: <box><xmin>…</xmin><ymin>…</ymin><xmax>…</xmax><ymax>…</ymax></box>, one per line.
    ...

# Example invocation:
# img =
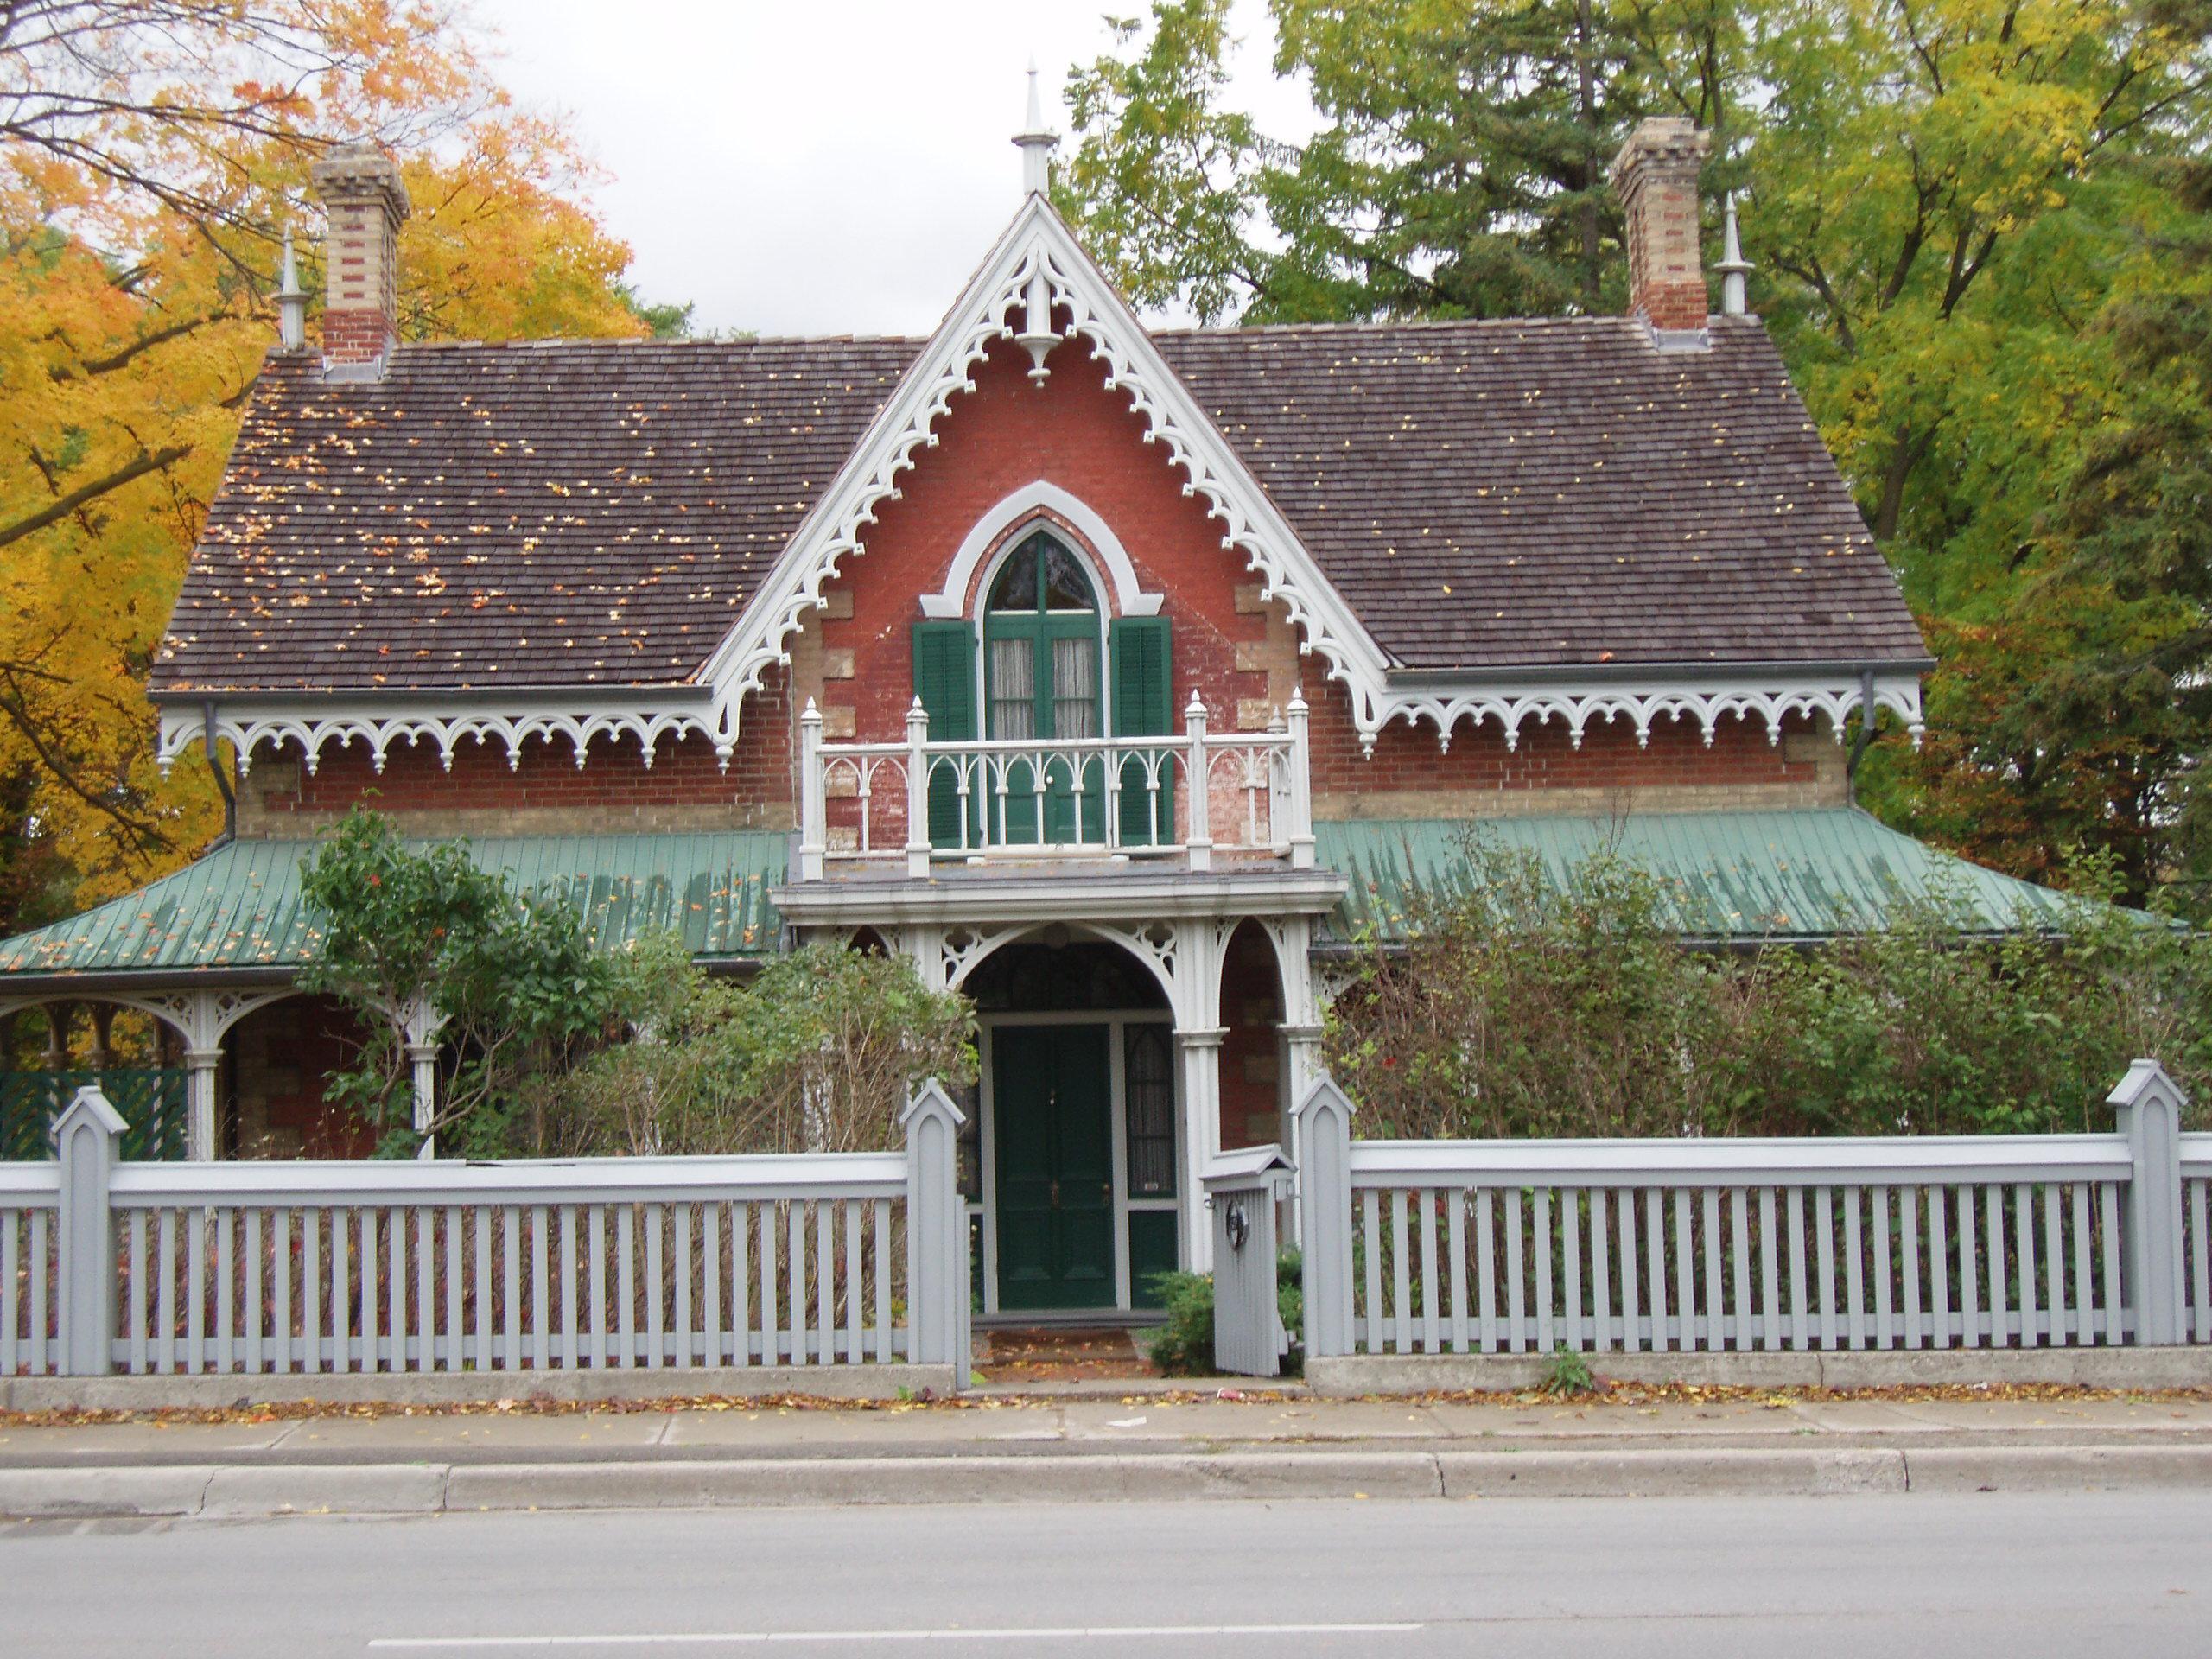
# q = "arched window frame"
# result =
<box><xmin>971</xmin><ymin>522</ymin><xmax>1117</xmax><ymax>741</ymax></box>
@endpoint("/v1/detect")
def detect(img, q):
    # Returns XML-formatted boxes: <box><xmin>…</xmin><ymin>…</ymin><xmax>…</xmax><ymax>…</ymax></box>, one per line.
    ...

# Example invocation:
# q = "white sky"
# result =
<box><xmin>471</xmin><ymin>0</ymin><xmax>1313</xmax><ymax>337</ymax></box>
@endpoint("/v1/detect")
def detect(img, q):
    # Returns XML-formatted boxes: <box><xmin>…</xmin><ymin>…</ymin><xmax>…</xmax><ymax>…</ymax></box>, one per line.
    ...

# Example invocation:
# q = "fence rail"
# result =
<box><xmin>2</xmin><ymin>1084</ymin><xmax>972</xmax><ymax>1380</ymax></box>
<box><xmin>1285</xmin><ymin>1063</ymin><xmax>2212</xmax><ymax>1366</ymax></box>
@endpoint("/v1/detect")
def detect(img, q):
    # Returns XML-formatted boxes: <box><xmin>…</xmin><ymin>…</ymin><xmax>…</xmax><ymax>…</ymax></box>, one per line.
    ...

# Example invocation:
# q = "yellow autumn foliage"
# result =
<box><xmin>0</xmin><ymin>3</ymin><xmax>654</xmax><ymax>927</ymax></box>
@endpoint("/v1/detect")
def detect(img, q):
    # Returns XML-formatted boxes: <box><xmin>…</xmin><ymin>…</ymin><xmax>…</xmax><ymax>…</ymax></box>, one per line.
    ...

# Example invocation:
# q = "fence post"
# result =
<box><xmin>901</xmin><ymin>1080</ymin><xmax>970</xmax><ymax>1380</ymax></box>
<box><xmin>54</xmin><ymin>1084</ymin><xmax>126</xmax><ymax>1376</ymax></box>
<box><xmin>1293</xmin><ymin>1075</ymin><xmax>1356</xmax><ymax>1359</ymax></box>
<box><xmin>2110</xmin><ymin>1058</ymin><xmax>2187</xmax><ymax>1346</ymax></box>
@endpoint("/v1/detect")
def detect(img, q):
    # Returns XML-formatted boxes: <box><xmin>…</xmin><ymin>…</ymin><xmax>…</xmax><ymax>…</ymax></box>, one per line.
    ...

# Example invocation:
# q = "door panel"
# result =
<box><xmin>993</xmin><ymin>1024</ymin><xmax>1116</xmax><ymax>1311</ymax></box>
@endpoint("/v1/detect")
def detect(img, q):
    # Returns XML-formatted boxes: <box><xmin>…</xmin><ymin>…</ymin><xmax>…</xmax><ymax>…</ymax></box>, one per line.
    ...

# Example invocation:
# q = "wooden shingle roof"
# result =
<box><xmin>154</xmin><ymin>315</ymin><xmax>1923</xmax><ymax>695</ymax></box>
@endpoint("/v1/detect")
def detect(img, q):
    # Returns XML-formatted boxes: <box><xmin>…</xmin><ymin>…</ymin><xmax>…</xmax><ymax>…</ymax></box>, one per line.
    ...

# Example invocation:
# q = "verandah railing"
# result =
<box><xmin>1</xmin><ymin>1084</ymin><xmax>972</xmax><ymax>1380</ymax></box>
<box><xmin>0</xmin><ymin>1068</ymin><xmax>188</xmax><ymax>1161</ymax></box>
<box><xmin>1279</xmin><ymin>1062</ymin><xmax>2212</xmax><ymax>1370</ymax></box>
<box><xmin>798</xmin><ymin>691</ymin><xmax>1317</xmax><ymax>876</ymax></box>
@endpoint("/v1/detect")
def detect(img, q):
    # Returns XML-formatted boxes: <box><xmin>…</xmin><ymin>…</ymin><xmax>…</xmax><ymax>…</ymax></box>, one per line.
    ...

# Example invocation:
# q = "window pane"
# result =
<box><xmin>988</xmin><ymin>637</ymin><xmax>1034</xmax><ymax>740</ymax></box>
<box><xmin>1052</xmin><ymin>635</ymin><xmax>1098</xmax><ymax>738</ymax></box>
<box><xmin>1043</xmin><ymin>542</ymin><xmax>1096</xmax><ymax>611</ymax></box>
<box><xmin>988</xmin><ymin>542</ymin><xmax>1038</xmax><ymax>612</ymax></box>
<box><xmin>1124</xmin><ymin>1023</ymin><xmax>1175</xmax><ymax>1198</ymax></box>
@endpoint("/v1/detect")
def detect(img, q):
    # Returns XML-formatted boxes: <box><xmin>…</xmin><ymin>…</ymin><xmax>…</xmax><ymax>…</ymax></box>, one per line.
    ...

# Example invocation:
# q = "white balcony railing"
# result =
<box><xmin>798</xmin><ymin>690</ymin><xmax>1316</xmax><ymax>879</ymax></box>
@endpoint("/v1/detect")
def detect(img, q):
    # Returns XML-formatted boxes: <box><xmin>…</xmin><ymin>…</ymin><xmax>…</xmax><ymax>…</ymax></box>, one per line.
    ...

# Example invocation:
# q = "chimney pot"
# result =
<box><xmin>1609</xmin><ymin>118</ymin><xmax>1713</xmax><ymax>338</ymax></box>
<box><xmin>308</xmin><ymin>141</ymin><xmax>410</xmax><ymax>373</ymax></box>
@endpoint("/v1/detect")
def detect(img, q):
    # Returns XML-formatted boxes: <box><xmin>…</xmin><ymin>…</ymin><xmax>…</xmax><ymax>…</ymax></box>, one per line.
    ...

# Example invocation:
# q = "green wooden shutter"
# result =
<box><xmin>912</xmin><ymin>620</ymin><xmax>976</xmax><ymax>849</ymax></box>
<box><xmin>1109</xmin><ymin>616</ymin><xmax>1173</xmax><ymax>846</ymax></box>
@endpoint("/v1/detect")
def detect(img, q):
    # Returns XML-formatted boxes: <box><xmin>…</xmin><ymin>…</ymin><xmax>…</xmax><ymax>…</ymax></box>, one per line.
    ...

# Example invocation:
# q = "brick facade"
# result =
<box><xmin>794</xmin><ymin>331</ymin><xmax>1271</xmax><ymax>747</ymax></box>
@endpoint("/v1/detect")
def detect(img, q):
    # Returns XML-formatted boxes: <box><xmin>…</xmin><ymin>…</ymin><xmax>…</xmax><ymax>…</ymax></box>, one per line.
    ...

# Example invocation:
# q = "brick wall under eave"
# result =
<box><xmin>234</xmin><ymin>667</ymin><xmax>796</xmax><ymax>837</ymax></box>
<box><xmin>794</xmin><ymin>334</ymin><xmax>1270</xmax><ymax>750</ymax></box>
<box><xmin>1306</xmin><ymin>675</ymin><xmax>1847</xmax><ymax>819</ymax></box>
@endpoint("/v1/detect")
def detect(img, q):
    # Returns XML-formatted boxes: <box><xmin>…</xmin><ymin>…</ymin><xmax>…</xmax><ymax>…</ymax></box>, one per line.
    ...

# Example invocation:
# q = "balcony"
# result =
<box><xmin>798</xmin><ymin>691</ymin><xmax>1316</xmax><ymax>880</ymax></box>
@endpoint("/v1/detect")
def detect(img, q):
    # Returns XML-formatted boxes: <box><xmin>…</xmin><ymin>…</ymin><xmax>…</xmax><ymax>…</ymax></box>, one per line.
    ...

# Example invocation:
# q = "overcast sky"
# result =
<box><xmin>471</xmin><ymin>0</ymin><xmax>1312</xmax><ymax>337</ymax></box>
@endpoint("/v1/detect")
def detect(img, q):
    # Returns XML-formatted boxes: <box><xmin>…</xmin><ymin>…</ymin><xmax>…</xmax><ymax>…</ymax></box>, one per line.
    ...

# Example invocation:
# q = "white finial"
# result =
<box><xmin>276</xmin><ymin>226</ymin><xmax>307</xmax><ymax>350</ymax></box>
<box><xmin>1013</xmin><ymin>59</ymin><xmax>1057</xmax><ymax>199</ymax></box>
<box><xmin>1716</xmin><ymin>192</ymin><xmax>1753</xmax><ymax>316</ymax></box>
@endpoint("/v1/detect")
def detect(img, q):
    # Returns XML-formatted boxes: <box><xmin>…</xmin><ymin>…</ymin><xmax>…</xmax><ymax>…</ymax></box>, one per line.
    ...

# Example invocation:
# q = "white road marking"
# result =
<box><xmin>368</xmin><ymin>1622</ymin><xmax>1425</xmax><ymax>1649</ymax></box>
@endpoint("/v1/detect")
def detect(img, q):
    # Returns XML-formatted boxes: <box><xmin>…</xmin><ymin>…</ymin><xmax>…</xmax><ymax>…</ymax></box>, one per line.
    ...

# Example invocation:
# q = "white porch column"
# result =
<box><xmin>184</xmin><ymin>1048</ymin><xmax>223</xmax><ymax>1162</ymax></box>
<box><xmin>401</xmin><ymin>1003</ymin><xmax>445</xmax><ymax>1155</ymax></box>
<box><xmin>1176</xmin><ymin>1026</ymin><xmax>1226</xmax><ymax>1273</ymax></box>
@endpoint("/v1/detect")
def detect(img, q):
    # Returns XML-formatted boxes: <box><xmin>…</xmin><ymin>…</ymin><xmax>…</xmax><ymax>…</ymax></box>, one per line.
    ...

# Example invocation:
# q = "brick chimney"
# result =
<box><xmin>1609</xmin><ymin>118</ymin><xmax>1713</xmax><ymax>335</ymax></box>
<box><xmin>308</xmin><ymin>142</ymin><xmax>410</xmax><ymax>371</ymax></box>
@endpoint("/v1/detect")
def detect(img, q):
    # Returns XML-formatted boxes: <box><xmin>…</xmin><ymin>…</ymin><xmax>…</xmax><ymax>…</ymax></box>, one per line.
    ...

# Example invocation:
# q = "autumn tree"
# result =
<box><xmin>1058</xmin><ymin>0</ymin><xmax>2212</xmax><ymax>907</ymax></box>
<box><xmin>0</xmin><ymin>3</ymin><xmax>670</xmax><ymax>932</ymax></box>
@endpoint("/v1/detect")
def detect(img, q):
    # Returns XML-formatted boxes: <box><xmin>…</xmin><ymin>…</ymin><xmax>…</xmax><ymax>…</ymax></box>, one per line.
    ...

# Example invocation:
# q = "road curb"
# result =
<box><xmin>6</xmin><ymin>1441</ymin><xmax>2210</xmax><ymax>1519</ymax></box>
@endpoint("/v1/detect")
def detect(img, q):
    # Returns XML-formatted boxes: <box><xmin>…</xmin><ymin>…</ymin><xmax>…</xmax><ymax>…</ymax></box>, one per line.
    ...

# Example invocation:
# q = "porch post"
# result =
<box><xmin>403</xmin><ymin>1003</ymin><xmax>445</xmax><ymax>1155</ymax></box>
<box><xmin>1183</xmin><ymin>691</ymin><xmax>1212</xmax><ymax>872</ymax></box>
<box><xmin>1175</xmin><ymin>1027</ymin><xmax>1225</xmax><ymax>1273</ymax></box>
<box><xmin>184</xmin><ymin>1048</ymin><xmax>223</xmax><ymax>1161</ymax></box>
<box><xmin>798</xmin><ymin>699</ymin><xmax>827</xmax><ymax>881</ymax></box>
<box><xmin>905</xmin><ymin>697</ymin><xmax>932</xmax><ymax>880</ymax></box>
<box><xmin>1284</xmin><ymin>686</ymin><xmax>1315</xmax><ymax>870</ymax></box>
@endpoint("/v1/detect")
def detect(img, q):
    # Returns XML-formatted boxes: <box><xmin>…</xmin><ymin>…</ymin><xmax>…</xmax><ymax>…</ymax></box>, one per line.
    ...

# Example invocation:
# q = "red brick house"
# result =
<box><xmin>0</xmin><ymin>107</ymin><xmax>2072</xmax><ymax>1317</ymax></box>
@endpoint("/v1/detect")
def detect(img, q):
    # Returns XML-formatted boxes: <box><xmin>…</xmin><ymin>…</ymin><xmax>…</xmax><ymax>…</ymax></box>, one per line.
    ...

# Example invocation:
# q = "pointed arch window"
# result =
<box><xmin>984</xmin><ymin>531</ymin><xmax>1101</xmax><ymax>743</ymax></box>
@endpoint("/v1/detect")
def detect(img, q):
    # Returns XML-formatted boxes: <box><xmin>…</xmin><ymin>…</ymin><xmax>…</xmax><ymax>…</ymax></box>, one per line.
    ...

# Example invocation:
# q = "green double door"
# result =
<box><xmin>993</xmin><ymin>1024</ymin><xmax>1116</xmax><ymax>1310</ymax></box>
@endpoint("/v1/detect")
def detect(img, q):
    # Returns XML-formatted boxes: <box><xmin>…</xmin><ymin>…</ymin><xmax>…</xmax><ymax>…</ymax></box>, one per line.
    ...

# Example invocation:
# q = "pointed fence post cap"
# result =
<box><xmin>53</xmin><ymin>1085</ymin><xmax>128</xmax><ymax>1144</ymax></box>
<box><xmin>1292</xmin><ymin>1074</ymin><xmax>1356</xmax><ymax>1125</ymax></box>
<box><xmin>2107</xmin><ymin>1058</ymin><xmax>2188</xmax><ymax>1114</ymax></box>
<box><xmin>900</xmin><ymin>1077</ymin><xmax>969</xmax><ymax>1133</ymax></box>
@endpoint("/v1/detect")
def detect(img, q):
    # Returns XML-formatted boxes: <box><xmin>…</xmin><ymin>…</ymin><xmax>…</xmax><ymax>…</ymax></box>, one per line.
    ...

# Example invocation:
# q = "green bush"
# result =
<box><xmin>1323</xmin><ymin>836</ymin><xmax>2210</xmax><ymax>1140</ymax></box>
<box><xmin>300</xmin><ymin>809</ymin><xmax>977</xmax><ymax>1158</ymax></box>
<box><xmin>1143</xmin><ymin>1249</ymin><xmax>1306</xmax><ymax>1378</ymax></box>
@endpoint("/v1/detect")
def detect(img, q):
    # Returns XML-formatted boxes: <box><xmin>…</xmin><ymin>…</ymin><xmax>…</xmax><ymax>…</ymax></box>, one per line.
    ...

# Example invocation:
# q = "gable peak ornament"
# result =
<box><xmin>1013</xmin><ymin>61</ymin><xmax>1057</xmax><ymax>200</ymax></box>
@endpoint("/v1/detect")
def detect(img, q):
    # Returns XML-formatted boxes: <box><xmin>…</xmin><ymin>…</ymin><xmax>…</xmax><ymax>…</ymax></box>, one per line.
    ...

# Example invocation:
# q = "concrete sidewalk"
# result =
<box><xmin>4</xmin><ymin>1390</ymin><xmax>2211</xmax><ymax>1517</ymax></box>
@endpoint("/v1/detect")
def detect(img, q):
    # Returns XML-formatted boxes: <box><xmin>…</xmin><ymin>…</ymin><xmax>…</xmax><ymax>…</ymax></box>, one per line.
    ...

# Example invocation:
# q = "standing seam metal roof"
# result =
<box><xmin>0</xmin><ymin>833</ymin><xmax>786</xmax><ymax>980</ymax></box>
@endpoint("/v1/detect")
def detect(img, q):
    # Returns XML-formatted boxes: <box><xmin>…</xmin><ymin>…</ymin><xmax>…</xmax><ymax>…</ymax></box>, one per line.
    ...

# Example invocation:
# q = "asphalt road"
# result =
<box><xmin>4</xmin><ymin>1491</ymin><xmax>2209</xmax><ymax>1657</ymax></box>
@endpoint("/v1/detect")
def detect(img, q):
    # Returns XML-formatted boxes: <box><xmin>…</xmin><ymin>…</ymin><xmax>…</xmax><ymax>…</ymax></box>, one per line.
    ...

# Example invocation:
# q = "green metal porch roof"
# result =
<box><xmin>1317</xmin><ymin>808</ymin><xmax>2094</xmax><ymax>945</ymax></box>
<box><xmin>0</xmin><ymin>832</ymin><xmax>786</xmax><ymax>982</ymax></box>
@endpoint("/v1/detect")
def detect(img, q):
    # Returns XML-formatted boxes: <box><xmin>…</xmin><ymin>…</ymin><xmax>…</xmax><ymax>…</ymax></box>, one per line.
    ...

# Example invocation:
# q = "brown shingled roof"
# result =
<box><xmin>154</xmin><ymin>338</ymin><xmax>920</xmax><ymax>693</ymax></box>
<box><xmin>154</xmin><ymin>315</ymin><xmax>1923</xmax><ymax>696</ymax></box>
<box><xmin>1154</xmin><ymin>315</ymin><xmax>1926</xmax><ymax>671</ymax></box>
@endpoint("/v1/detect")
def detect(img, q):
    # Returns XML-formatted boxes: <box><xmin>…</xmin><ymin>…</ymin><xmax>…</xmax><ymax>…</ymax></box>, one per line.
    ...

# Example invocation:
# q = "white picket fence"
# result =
<box><xmin>1285</xmin><ymin>1059</ymin><xmax>2212</xmax><ymax>1369</ymax></box>
<box><xmin>0</xmin><ymin>1084</ymin><xmax>971</xmax><ymax>1379</ymax></box>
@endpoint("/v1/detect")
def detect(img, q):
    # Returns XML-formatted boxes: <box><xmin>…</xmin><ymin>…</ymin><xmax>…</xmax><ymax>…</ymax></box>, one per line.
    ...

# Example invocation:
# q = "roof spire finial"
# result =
<box><xmin>1014</xmin><ymin>59</ymin><xmax>1057</xmax><ymax>200</ymax></box>
<box><xmin>1716</xmin><ymin>192</ymin><xmax>1753</xmax><ymax>316</ymax></box>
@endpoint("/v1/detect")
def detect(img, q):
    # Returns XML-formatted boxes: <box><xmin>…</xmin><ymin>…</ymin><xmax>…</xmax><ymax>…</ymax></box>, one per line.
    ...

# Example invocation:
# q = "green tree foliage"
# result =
<box><xmin>1059</xmin><ymin>0</ymin><xmax>2212</xmax><ymax>908</ymax></box>
<box><xmin>296</xmin><ymin>809</ymin><xmax>625</xmax><ymax>1158</ymax></box>
<box><xmin>549</xmin><ymin>941</ymin><xmax>978</xmax><ymax>1157</ymax></box>
<box><xmin>299</xmin><ymin>813</ymin><xmax>979</xmax><ymax>1160</ymax></box>
<box><xmin>1321</xmin><ymin>839</ymin><xmax>2211</xmax><ymax>1139</ymax></box>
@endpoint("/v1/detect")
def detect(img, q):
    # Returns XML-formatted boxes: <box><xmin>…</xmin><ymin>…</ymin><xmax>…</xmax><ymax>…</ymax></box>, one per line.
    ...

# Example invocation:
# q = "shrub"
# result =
<box><xmin>1323</xmin><ymin>835</ymin><xmax>2211</xmax><ymax>1140</ymax></box>
<box><xmin>298</xmin><ymin>808</ymin><xmax>631</xmax><ymax>1157</ymax></box>
<box><xmin>546</xmin><ymin>940</ymin><xmax>977</xmax><ymax>1155</ymax></box>
<box><xmin>1143</xmin><ymin>1249</ymin><xmax>1306</xmax><ymax>1378</ymax></box>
